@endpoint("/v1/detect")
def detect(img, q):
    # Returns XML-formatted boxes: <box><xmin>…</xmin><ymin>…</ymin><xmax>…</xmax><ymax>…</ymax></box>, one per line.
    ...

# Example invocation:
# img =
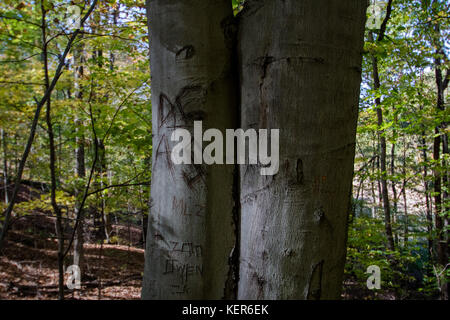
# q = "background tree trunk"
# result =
<box><xmin>402</xmin><ymin>135</ymin><xmax>408</xmax><ymax>245</ymax></box>
<box><xmin>73</xmin><ymin>42</ymin><xmax>86</xmax><ymax>276</ymax></box>
<box><xmin>430</xmin><ymin>0</ymin><xmax>449</xmax><ymax>298</ymax></box>
<box><xmin>433</xmin><ymin>35</ymin><xmax>449</xmax><ymax>301</ymax></box>
<box><xmin>391</xmin><ymin>142</ymin><xmax>397</xmax><ymax>216</ymax></box>
<box><xmin>142</xmin><ymin>0</ymin><xmax>238</xmax><ymax>299</ymax></box>
<box><xmin>237</xmin><ymin>0</ymin><xmax>367</xmax><ymax>299</ymax></box>
<box><xmin>41</xmin><ymin>1</ymin><xmax>64</xmax><ymax>300</ymax></box>
<box><xmin>420</xmin><ymin>116</ymin><xmax>433</xmax><ymax>259</ymax></box>
<box><xmin>368</xmin><ymin>0</ymin><xmax>396</xmax><ymax>250</ymax></box>
<box><xmin>1</xmin><ymin>129</ymin><xmax>8</xmax><ymax>204</ymax></box>
<box><xmin>371</xmin><ymin>52</ymin><xmax>395</xmax><ymax>251</ymax></box>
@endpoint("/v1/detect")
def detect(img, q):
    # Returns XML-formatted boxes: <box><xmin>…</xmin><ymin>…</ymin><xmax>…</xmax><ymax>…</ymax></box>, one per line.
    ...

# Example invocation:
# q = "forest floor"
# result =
<box><xmin>0</xmin><ymin>223</ymin><xmax>144</xmax><ymax>299</ymax></box>
<box><xmin>0</xmin><ymin>183</ymin><xmax>145</xmax><ymax>300</ymax></box>
<box><xmin>0</xmin><ymin>182</ymin><xmax>407</xmax><ymax>300</ymax></box>
<box><xmin>0</xmin><ymin>217</ymin><xmax>396</xmax><ymax>300</ymax></box>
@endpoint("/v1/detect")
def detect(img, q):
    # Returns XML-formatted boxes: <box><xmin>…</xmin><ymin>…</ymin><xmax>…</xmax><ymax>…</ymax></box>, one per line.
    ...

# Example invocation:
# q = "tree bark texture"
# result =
<box><xmin>142</xmin><ymin>0</ymin><xmax>238</xmax><ymax>299</ymax></box>
<box><xmin>237</xmin><ymin>0</ymin><xmax>367</xmax><ymax>299</ymax></box>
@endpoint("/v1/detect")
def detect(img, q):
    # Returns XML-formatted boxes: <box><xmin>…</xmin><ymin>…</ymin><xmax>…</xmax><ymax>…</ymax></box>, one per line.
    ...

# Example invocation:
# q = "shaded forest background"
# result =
<box><xmin>0</xmin><ymin>0</ymin><xmax>448</xmax><ymax>299</ymax></box>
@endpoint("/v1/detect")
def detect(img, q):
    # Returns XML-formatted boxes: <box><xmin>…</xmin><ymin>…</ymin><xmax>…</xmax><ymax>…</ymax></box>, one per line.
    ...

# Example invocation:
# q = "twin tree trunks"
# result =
<box><xmin>142</xmin><ymin>0</ymin><xmax>367</xmax><ymax>300</ymax></box>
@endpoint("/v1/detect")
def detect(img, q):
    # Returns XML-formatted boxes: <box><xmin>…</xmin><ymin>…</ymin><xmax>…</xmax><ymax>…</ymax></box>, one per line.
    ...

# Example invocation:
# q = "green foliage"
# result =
<box><xmin>352</xmin><ymin>0</ymin><xmax>449</xmax><ymax>299</ymax></box>
<box><xmin>346</xmin><ymin>212</ymin><xmax>438</xmax><ymax>298</ymax></box>
<box><xmin>0</xmin><ymin>0</ymin><xmax>151</xmax><ymax>224</ymax></box>
<box><xmin>232</xmin><ymin>0</ymin><xmax>244</xmax><ymax>15</ymax></box>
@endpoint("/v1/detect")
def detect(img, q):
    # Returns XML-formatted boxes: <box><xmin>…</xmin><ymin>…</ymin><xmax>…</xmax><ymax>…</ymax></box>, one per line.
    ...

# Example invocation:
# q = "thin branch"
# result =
<box><xmin>0</xmin><ymin>80</ymin><xmax>43</xmax><ymax>86</ymax></box>
<box><xmin>87</xmin><ymin>181</ymin><xmax>150</xmax><ymax>196</ymax></box>
<box><xmin>80</xmin><ymin>31</ymin><xmax>140</xmax><ymax>42</ymax></box>
<box><xmin>377</xmin><ymin>0</ymin><xmax>394</xmax><ymax>42</ymax></box>
<box><xmin>0</xmin><ymin>53</ymin><xmax>40</xmax><ymax>64</ymax></box>
<box><xmin>0</xmin><ymin>14</ymin><xmax>41</xmax><ymax>27</ymax></box>
<box><xmin>101</xmin><ymin>79</ymin><xmax>148</xmax><ymax>143</ymax></box>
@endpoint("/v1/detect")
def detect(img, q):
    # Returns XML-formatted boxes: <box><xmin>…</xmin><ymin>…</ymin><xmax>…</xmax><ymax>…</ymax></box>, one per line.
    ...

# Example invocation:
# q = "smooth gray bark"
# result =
<box><xmin>142</xmin><ymin>0</ymin><xmax>238</xmax><ymax>299</ymax></box>
<box><xmin>237</xmin><ymin>0</ymin><xmax>367</xmax><ymax>299</ymax></box>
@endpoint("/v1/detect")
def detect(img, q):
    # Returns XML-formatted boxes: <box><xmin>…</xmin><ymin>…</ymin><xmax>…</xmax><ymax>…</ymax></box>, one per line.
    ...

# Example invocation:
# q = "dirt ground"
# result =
<box><xmin>0</xmin><ymin>215</ymin><xmax>145</xmax><ymax>300</ymax></box>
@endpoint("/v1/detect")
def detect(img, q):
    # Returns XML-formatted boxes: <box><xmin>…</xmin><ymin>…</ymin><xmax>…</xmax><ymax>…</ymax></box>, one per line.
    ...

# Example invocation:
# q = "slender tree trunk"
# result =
<box><xmin>73</xmin><ymin>42</ymin><xmax>86</xmax><ymax>276</ymax></box>
<box><xmin>1</xmin><ymin>129</ymin><xmax>8</xmax><ymax>204</ymax></box>
<box><xmin>439</xmin><ymin>82</ymin><xmax>449</xmax><ymax>303</ymax></box>
<box><xmin>433</xmin><ymin>53</ymin><xmax>449</xmax><ymax>301</ymax></box>
<box><xmin>41</xmin><ymin>2</ymin><xmax>64</xmax><ymax>300</ymax></box>
<box><xmin>391</xmin><ymin>143</ymin><xmax>397</xmax><ymax>215</ymax></box>
<box><xmin>73</xmin><ymin>118</ymin><xmax>86</xmax><ymax>273</ymax></box>
<box><xmin>359</xmin><ymin>177</ymin><xmax>365</xmax><ymax>216</ymax></box>
<box><xmin>237</xmin><ymin>0</ymin><xmax>367</xmax><ymax>299</ymax></box>
<box><xmin>433</xmin><ymin>132</ymin><xmax>444</xmax><ymax>258</ymax></box>
<box><xmin>142</xmin><ymin>0</ymin><xmax>238</xmax><ymax>299</ymax></box>
<box><xmin>109</xmin><ymin>3</ymin><xmax>118</xmax><ymax>71</ymax></box>
<box><xmin>390</xmin><ymin>140</ymin><xmax>398</xmax><ymax>247</ymax></box>
<box><xmin>376</xmin><ymin>142</ymin><xmax>383</xmax><ymax>207</ymax></box>
<box><xmin>421</xmin><ymin>133</ymin><xmax>433</xmax><ymax>257</ymax></box>
<box><xmin>443</xmin><ymin>138</ymin><xmax>449</xmax><ymax>273</ymax></box>
<box><xmin>90</xmin><ymin>20</ymin><xmax>111</xmax><ymax>242</ymax></box>
<box><xmin>369</xmin><ymin>30</ymin><xmax>395</xmax><ymax>252</ymax></box>
<box><xmin>13</xmin><ymin>136</ymin><xmax>17</xmax><ymax>175</ymax></box>
<box><xmin>402</xmin><ymin>136</ymin><xmax>408</xmax><ymax>245</ymax></box>
<box><xmin>430</xmin><ymin>1</ymin><xmax>449</xmax><ymax>298</ymax></box>
<box><xmin>105</xmin><ymin>4</ymin><xmax>118</xmax><ymax>240</ymax></box>
<box><xmin>391</xmin><ymin>109</ymin><xmax>398</xmax><ymax>222</ymax></box>
<box><xmin>0</xmin><ymin>101</ymin><xmax>44</xmax><ymax>253</ymax></box>
<box><xmin>371</xmin><ymin>151</ymin><xmax>377</xmax><ymax>217</ymax></box>
<box><xmin>94</xmin><ymin>140</ymin><xmax>111</xmax><ymax>242</ymax></box>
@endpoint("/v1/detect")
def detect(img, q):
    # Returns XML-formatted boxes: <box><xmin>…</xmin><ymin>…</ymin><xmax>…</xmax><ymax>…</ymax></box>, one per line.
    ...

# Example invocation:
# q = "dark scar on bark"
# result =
<box><xmin>176</xmin><ymin>45</ymin><xmax>195</xmax><ymax>60</ymax></box>
<box><xmin>158</xmin><ymin>86</ymin><xmax>204</xmax><ymax>129</ymax></box>
<box><xmin>239</xmin><ymin>0</ymin><xmax>265</xmax><ymax>18</ymax></box>
<box><xmin>182</xmin><ymin>169</ymin><xmax>203</xmax><ymax>189</ymax></box>
<box><xmin>260</xmin><ymin>55</ymin><xmax>275</xmax><ymax>78</ymax></box>
<box><xmin>220</xmin><ymin>15</ymin><xmax>238</xmax><ymax>45</ymax></box>
<box><xmin>154</xmin><ymin>134</ymin><xmax>175</xmax><ymax>180</ymax></box>
<box><xmin>296</xmin><ymin>158</ymin><xmax>304</xmax><ymax>184</ymax></box>
<box><xmin>252</xmin><ymin>272</ymin><xmax>266</xmax><ymax>299</ymax></box>
<box><xmin>180</xmin><ymin>134</ymin><xmax>207</xmax><ymax>189</ymax></box>
<box><xmin>158</xmin><ymin>86</ymin><xmax>207</xmax><ymax>188</ymax></box>
<box><xmin>175</xmin><ymin>85</ymin><xmax>205</xmax><ymax>121</ymax></box>
<box><xmin>256</xmin><ymin>55</ymin><xmax>274</xmax><ymax>128</ymax></box>
<box><xmin>307</xmin><ymin>260</ymin><xmax>324</xmax><ymax>300</ymax></box>
<box><xmin>158</xmin><ymin>93</ymin><xmax>178</xmax><ymax>129</ymax></box>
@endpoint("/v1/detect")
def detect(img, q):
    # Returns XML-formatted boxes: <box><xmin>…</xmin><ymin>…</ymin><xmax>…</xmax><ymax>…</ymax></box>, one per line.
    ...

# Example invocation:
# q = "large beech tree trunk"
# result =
<box><xmin>142</xmin><ymin>0</ymin><xmax>238</xmax><ymax>299</ymax></box>
<box><xmin>142</xmin><ymin>0</ymin><xmax>367</xmax><ymax>300</ymax></box>
<box><xmin>237</xmin><ymin>0</ymin><xmax>367</xmax><ymax>299</ymax></box>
